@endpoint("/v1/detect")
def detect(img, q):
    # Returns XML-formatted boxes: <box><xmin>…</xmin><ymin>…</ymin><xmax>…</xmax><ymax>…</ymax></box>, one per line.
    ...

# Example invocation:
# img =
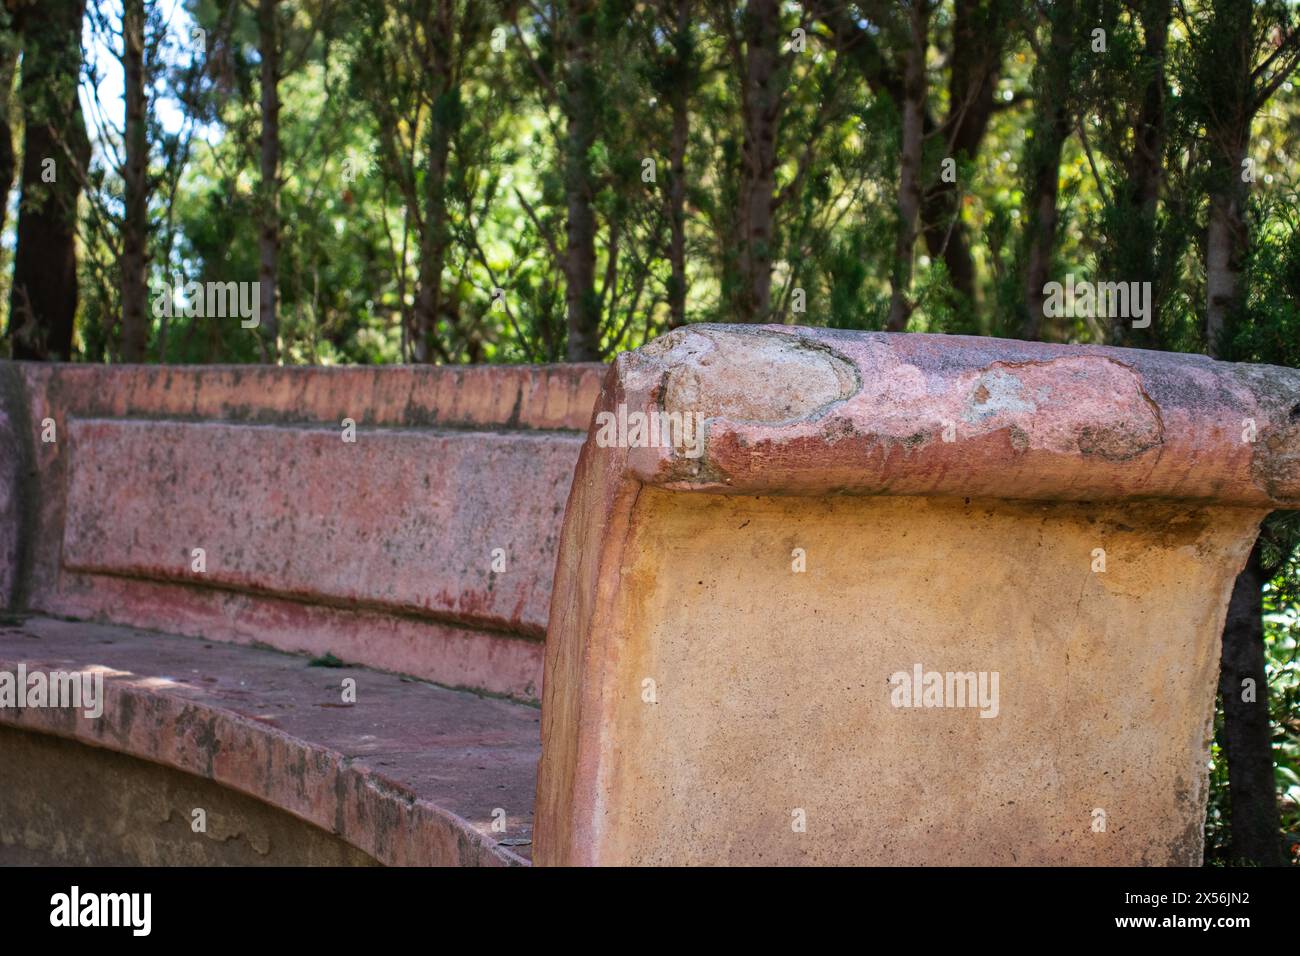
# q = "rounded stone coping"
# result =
<box><xmin>610</xmin><ymin>325</ymin><xmax>1300</xmax><ymax>506</ymax></box>
<box><xmin>0</xmin><ymin>617</ymin><xmax>539</xmax><ymax>867</ymax></box>
<box><xmin>11</xmin><ymin>360</ymin><xmax>606</xmax><ymax>432</ymax></box>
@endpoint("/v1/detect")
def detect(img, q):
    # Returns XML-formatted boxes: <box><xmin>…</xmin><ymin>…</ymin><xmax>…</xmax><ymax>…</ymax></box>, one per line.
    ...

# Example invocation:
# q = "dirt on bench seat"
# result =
<box><xmin>0</xmin><ymin>615</ymin><xmax>539</xmax><ymax>866</ymax></box>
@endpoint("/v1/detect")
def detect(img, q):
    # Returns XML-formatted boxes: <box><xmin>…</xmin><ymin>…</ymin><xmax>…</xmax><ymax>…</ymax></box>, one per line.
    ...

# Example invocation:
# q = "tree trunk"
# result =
<box><xmin>1020</xmin><ymin>0</ymin><xmax>1076</xmax><ymax>340</ymax></box>
<box><xmin>736</xmin><ymin>0</ymin><xmax>781</xmax><ymax>324</ymax></box>
<box><xmin>1101</xmin><ymin>0</ymin><xmax>1169</xmax><ymax>349</ymax></box>
<box><xmin>1217</xmin><ymin>537</ymin><xmax>1284</xmax><ymax>866</ymax></box>
<box><xmin>6</xmin><ymin>0</ymin><xmax>89</xmax><ymax>361</ymax></box>
<box><xmin>1202</xmin><ymin>0</ymin><xmax>1254</xmax><ymax>355</ymax></box>
<box><xmin>1129</xmin><ymin>0</ymin><xmax>1168</xmax><ymax>331</ymax></box>
<box><xmin>562</xmin><ymin>0</ymin><xmax>600</xmax><ymax>361</ymax></box>
<box><xmin>412</xmin><ymin>126</ymin><xmax>451</xmax><ymax>363</ymax></box>
<box><xmin>121</xmin><ymin>0</ymin><xmax>149</xmax><ymax>361</ymax></box>
<box><xmin>1204</xmin><ymin>132</ymin><xmax>1249</xmax><ymax>355</ymax></box>
<box><xmin>411</xmin><ymin>0</ymin><xmax>455</xmax><ymax>364</ymax></box>
<box><xmin>887</xmin><ymin>1</ymin><xmax>927</xmax><ymax>332</ymax></box>
<box><xmin>665</xmin><ymin>0</ymin><xmax>691</xmax><ymax>331</ymax></box>
<box><xmin>257</xmin><ymin>0</ymin><xmax>280</xmax><ymax>362</ymax></box>
<box><xmin>0</xmin><ymin>14</ymin><xmax>20</xmax><ymax>244</ymax></box>
<box><xmin>1199</xmin><ymin>0</ymin><xmax>1283</xmax><ymax>868</ymax></box>
<box><xmin>921</xmin><ymin>0</ymin><xmax>1006</xmax><ymax>318</ymax></box>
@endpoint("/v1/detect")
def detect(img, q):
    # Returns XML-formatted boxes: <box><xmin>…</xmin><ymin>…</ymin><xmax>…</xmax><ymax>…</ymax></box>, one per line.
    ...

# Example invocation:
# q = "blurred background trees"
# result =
<box><xmin>0</xmin><ymin>0</ymin><xmax>1297</xmax><ymax>864</ymax></box>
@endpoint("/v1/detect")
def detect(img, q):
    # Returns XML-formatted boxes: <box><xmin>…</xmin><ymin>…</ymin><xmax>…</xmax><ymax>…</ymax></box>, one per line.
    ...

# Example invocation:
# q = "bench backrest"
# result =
<box><xmin>0</xmin><ymin>362</ymin><xmax>603</xmax><ymax>701</ymax></box>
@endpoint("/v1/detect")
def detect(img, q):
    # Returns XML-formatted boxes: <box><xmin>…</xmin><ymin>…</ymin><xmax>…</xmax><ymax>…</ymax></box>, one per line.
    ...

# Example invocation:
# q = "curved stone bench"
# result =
<box><xmin>536</xmin><ymin>325</ymin><xmax>1300</xmax><ymax>866</ymax></box>
<box><xmin>0</xmin><ymin>616</ymin><xmax>537</xmax><ymax>865</ymax></box>
<box><xmin>6</xmin><ymin>328</ymin><xmax>1300</xmax><ymax>866</ymax></box>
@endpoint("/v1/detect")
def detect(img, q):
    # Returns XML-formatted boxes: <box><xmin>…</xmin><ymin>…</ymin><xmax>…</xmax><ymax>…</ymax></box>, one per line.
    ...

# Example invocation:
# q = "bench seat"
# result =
<box><xmin>0</xmin><ymin>614</ymin><xmax>538</xmax><ymax>866</ymax></box>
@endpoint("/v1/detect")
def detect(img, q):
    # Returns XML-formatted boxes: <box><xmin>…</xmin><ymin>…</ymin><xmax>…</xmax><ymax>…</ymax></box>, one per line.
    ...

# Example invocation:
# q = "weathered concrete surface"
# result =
<box><xmin>0</xmin><ymin>725</ymin><xmax>381</xmax><ymax>865</ymax></box>
<box><xmin>0</xmin><ymin>616</ymin><xmax>540</xmax><ymax>865</ymax></box>
<box><xmin>625</xmin><ymin>327</ymin><xmax>1300</xmax><ymax>503</ymax></box>
<box><xmin>1</xmin><ymin>362</ymin><xmax>602</xmax><ymax>700</ymax></box>
<box><xmin>44</xmin><ymin>575</ymin><xmax>547</xmax><ymax>701</ymax></box>
<box><xmin>19</xmin><ymin>362</ymin><xmax>603</xmax><ymax>431</ymax></box>
<box><xmin>536</xmin><ymin>325</ymin><xmax>1300</xmax><ymax>866</ymax></box>
<box><xmin>63</xmin><ymin>419</ymin><xmax>579</xmax><ymax>636</ymax></box>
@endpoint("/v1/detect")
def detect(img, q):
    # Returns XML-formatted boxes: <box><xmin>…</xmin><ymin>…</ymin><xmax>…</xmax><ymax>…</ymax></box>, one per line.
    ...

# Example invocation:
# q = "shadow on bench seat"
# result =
<box><xmin>0</xmin><ymin>615</ymin><xmax>538</xmax><ymax>866</ymax></box>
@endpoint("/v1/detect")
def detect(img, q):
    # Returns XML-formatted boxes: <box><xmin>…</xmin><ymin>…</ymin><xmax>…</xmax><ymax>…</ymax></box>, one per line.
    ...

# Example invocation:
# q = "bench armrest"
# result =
<box><xmin>536</xmin><ymin>325</ymin><xmax>1300</xmax><ymax>865</ymax></box>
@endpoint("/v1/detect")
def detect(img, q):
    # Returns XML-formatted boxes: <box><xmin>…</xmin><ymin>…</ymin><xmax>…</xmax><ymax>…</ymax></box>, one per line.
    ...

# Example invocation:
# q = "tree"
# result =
<box><xmin>0</xmin><ymin>8</ymin><xmax>20</xmax><ymax>246</ymax></box>
<box><xmin>1186</xmin><ymin>0</ymin><xmax>1300</xmax><ymax>355</ymax></box>
<box><xmin>732</xmin><ymin>0</ymin><xmax>784</xmax><ymax>324</ymax></box>
<box><xmin>257</xmin><ymin>0</ymin><xmax>282</xmax><ymax>361</ymax></box>
<box><xmin>7</xmin><ymin>0</ymin><xmax>90</xmax><ymax>360</ymax></box>
<box><xmin>1181</xmin><ymin>0</ymin><xmax>1300</xmax><ymax>866</ymax></box>
<box><xmin>922</xmin><ymin>0</ymin><xmax>1022</xmax><ymax>327</ymax></box>
<box><xmin>1092</xmin><ymin>0</ymin><xmax>1172</xmax><ymax>348</ymax></box>
<box><xmin>887</xmin><ymin>0</ymin><xmax>928</xmax><ymax>331</ymax></box>
<box><xmin>636</xmin><ymin>0</ymin><xmax>697</xmax><ymax>330</ymax></box>
<box><xmin>1019</xmin><ymin>0</ymin><xmax>1080</xmax><ymax>339</ymax></box>
<box><xmin>121</xmin><ymin>0</ymin><xmax>151</xmax><ymax>360</ymax></box>
<box><xmin>558</xmin><ymin>0</ymin><xmax>601</xmax><ymax>358</ymax></box>
<box><xmin>819</xmin><ymin>1</ymin><xmax>1021</xmax><ymax>327</ymax></box>
<box><xmin>353</xmin><ymin>0</ymin><xmax>492</xmax><ymax>362</ymax></box>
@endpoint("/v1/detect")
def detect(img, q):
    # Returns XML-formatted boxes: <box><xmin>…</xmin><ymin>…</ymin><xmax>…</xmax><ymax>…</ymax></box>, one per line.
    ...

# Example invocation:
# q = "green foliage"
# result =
<box><xmin>1206</xmin><ymin>545</ymin><xmax>1300</xmax><ymax>866</ymax></box>
<box><xmin>1229</xmin><ymin>191</ymin><xmax>1300</xmax><ymax>368</ymax></box>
